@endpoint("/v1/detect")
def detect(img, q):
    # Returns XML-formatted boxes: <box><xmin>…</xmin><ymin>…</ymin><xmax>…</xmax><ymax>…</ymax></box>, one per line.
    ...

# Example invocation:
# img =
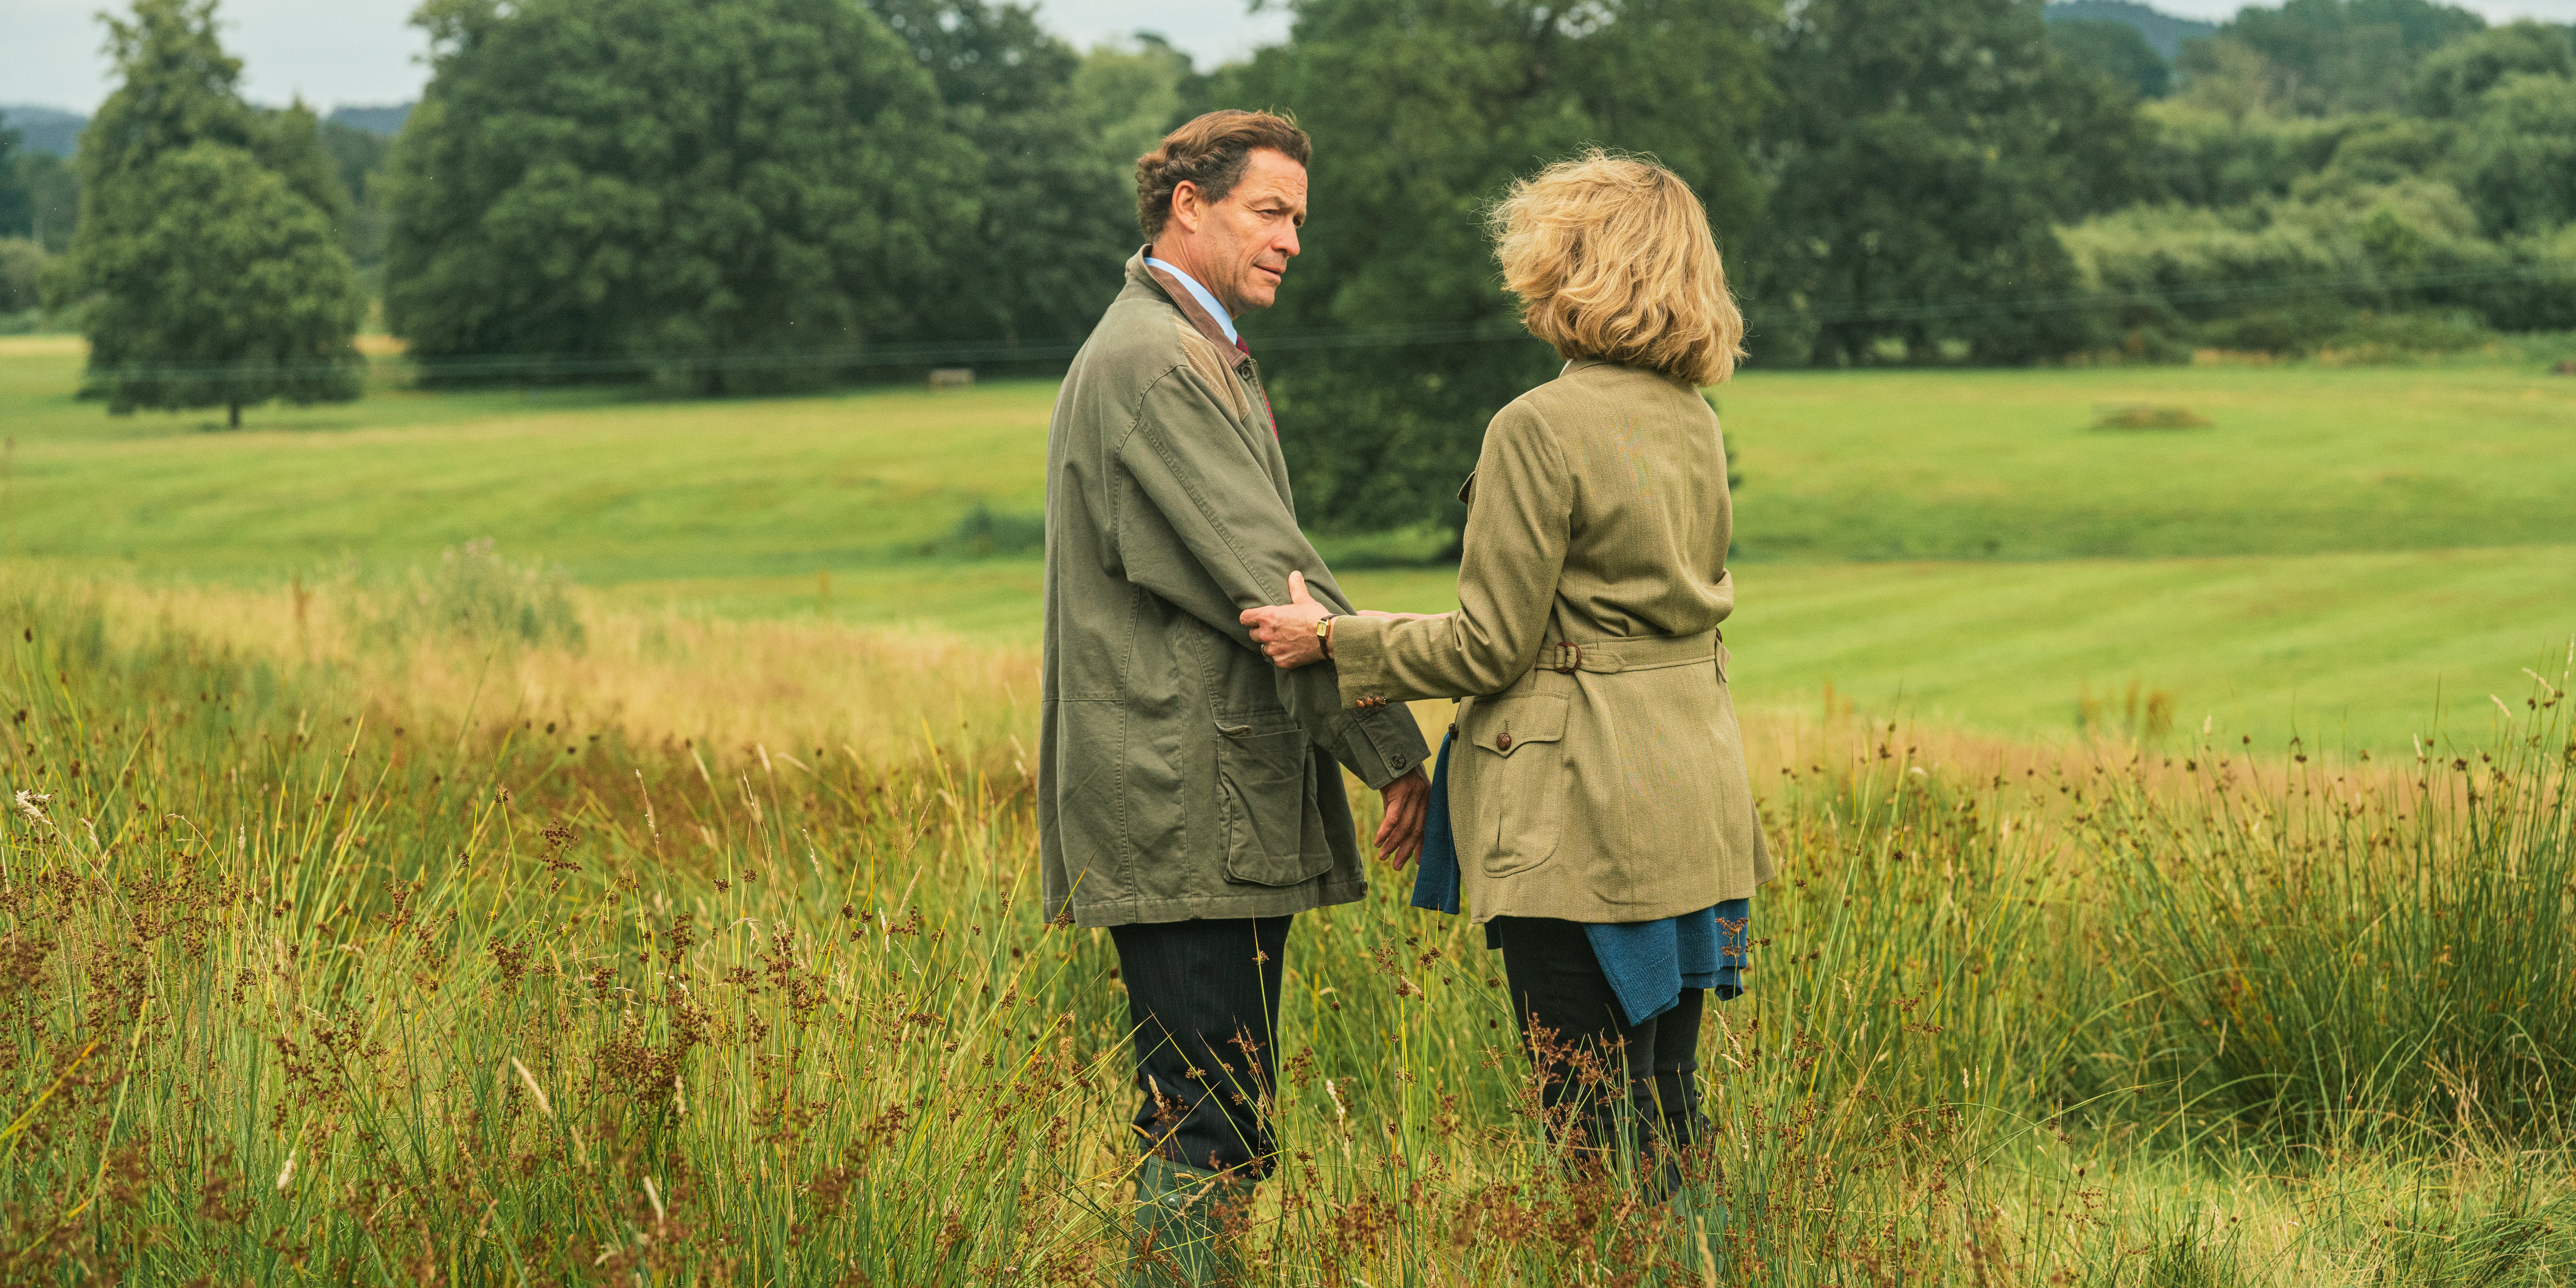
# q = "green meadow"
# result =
<box><xmin>10</xmin><ymin>339</ymin><xmax>2576</xmax><ymax>1283</ymax></box>
<box><xmin>7</xmin><ymin>339</ymin><xmax>2573</xmax><ymax>747</ymax></box>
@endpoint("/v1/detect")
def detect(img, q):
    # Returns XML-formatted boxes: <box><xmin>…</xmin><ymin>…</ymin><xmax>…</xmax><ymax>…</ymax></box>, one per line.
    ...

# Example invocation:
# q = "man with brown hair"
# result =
<box><xmin>1039</xmin><ymin>110</ymin><xmax>1431</xmax><ymax>1281</ymax></box>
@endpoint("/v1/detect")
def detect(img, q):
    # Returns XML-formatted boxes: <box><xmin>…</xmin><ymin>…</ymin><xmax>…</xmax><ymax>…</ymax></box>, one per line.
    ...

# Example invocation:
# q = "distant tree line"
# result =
<box><xmin>0</xmin><ymin>114</ymin><xmax>81</xmax><ymax>318</ymax></box>
<box><xmin>2040</xmin><ymin>0</ymin><xmax>2576</xmax><ymax>369</ymax></box>
<box><xmin>29</xmin><ymin>0</ymin><xmax>2576</xmax><ymax>535</ymax></box>
<box><xmin>1229</xmin><ymin>0</ymin><xmax>2576</xmax><ymax>531</ymax></box>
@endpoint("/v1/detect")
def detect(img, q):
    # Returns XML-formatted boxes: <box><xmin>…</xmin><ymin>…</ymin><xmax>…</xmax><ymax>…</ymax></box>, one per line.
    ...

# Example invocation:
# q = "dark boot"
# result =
<box><xmin>1129</xmin><ymin>1156</ymin><xmax>1248</xmax><ymax>1286</ymax></box>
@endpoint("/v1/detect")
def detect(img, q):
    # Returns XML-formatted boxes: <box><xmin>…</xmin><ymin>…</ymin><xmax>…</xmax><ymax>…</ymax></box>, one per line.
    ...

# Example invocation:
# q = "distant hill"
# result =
<box><xmin>2043</xmin><ymin>1</ymin><xmax>2219</xmax><ymax>60</ymax></box>
<box><xmin>0</xmin><ymin>106</ymin><xmax>86</xmax><ymax>158</ymax></box>
<box><xmin>326</xmin><ymin>104</ymin><xmax>413</xmax><ymax>138</ymax></box>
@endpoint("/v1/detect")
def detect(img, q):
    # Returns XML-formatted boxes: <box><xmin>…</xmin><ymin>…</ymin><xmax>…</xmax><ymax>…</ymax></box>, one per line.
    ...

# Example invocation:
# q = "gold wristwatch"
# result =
<box><xmin>1315</xmin><ymin>614</ymin><xmax>1336</xmax><ymax>657</ymax></box>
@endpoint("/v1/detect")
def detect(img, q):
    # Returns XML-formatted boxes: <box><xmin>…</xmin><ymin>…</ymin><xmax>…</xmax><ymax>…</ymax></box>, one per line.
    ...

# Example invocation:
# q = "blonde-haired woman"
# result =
<box><xmin>1243</xmin><ymin>151</ymin><xmax>1772</xmax><ymax>1179</ymax></box>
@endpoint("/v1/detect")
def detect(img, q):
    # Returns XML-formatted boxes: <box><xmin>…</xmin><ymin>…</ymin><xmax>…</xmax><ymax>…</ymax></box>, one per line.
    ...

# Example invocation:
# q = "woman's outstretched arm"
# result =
<box><xmin>1243</xmin><ymin>399</ymin><xmax>1570</xmax><ymax>705</ymax></box>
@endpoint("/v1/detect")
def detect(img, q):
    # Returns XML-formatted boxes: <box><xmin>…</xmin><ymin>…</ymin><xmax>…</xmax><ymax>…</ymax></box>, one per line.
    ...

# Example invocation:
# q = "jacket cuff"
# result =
<box><xmin>1338</xmin><ymin>702</ymin><xmax>1428</xmax><ymax>788</ymax></box>
<box><xmin>1323</xmin><ymin>617</ymin><xmax>1426</xmax><ymax>788</ymax></box>
<box><xmin>1328</xmin><ymin>615</ymin><xmax>1397</xmax><ymax>711</ymax></box>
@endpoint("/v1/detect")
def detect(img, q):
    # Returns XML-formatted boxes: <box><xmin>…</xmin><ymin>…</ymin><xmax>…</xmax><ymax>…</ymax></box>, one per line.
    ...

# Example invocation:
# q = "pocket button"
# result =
<box><xmin>1496</xmin><ymin>731</ymin><xmax>1513</xmax><ymax>752</ymax></box>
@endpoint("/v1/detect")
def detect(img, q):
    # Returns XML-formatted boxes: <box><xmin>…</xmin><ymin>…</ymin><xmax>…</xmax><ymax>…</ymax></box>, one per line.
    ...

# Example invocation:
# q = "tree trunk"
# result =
<box><xmin>228</xmin><ymin>402</ymin><xmax>240</xmax><ymax>431</ymax></box>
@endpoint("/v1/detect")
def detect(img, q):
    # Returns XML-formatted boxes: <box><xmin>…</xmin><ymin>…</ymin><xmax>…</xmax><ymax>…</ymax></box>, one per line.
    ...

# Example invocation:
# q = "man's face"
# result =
<box><xmin>1169</xmin><ymin>148</ymin><xmax>1307</xmax><ymax>315</ymax></box>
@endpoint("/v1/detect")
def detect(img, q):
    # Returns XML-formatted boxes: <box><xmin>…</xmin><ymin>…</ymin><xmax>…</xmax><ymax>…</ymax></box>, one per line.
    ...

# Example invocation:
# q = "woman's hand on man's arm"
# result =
<box><xmin>1241</xmin><ymin>570</ymin><xmax>1334</xmax><ymax>668</ymax></box>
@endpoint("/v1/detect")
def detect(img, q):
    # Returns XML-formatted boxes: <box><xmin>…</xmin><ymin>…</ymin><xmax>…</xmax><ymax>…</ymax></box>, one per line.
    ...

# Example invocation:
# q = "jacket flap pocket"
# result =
<box><xmin>1462</xmin><ymin>694</ymin><xmax>1566</xmax><ymax>757</ymax></box>
<box><xmin>1216</xmin><ymin>727</ymin><xmax>1328</xmax><ymax>887</ymax></box>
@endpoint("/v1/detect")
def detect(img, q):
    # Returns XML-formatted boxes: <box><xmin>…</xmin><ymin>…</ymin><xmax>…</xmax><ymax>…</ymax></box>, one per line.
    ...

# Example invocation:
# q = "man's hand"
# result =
<box><xmin>1240</xmin><ymin>570</ymin><xmax>1333</xmax><ymax>669</ymax></box>
<box><xmin>1375</xmin><ymin>768</ymin><xmax>1430</xmax><ymax>868</ymax></box>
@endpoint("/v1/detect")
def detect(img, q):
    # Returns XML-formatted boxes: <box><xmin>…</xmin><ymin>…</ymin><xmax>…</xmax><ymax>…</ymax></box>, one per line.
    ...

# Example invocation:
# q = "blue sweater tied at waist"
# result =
<box><xmin>1411</xmin><ymin>727</ymin><xmax>1750</xmax><ymax>1026</ymax></box>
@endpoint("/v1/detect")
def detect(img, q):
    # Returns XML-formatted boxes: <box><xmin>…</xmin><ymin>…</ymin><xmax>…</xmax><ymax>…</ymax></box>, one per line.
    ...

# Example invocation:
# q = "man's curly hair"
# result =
<box><xmin>1135</xmin><ymin>110</ymin><xmax>1311</xmax><ymax>241</ymax></box>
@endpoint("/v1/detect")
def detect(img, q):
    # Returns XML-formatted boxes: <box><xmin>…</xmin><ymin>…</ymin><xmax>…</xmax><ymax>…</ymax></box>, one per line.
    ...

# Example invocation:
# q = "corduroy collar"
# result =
<box><xmin>1127</xmin><ymin>247</ymin><xmax>1240</xmax><ymax>355</ymax></box>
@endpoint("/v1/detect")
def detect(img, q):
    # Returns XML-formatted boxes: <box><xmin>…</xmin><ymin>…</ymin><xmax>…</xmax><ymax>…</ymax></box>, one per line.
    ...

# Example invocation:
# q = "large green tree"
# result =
<box><xmin>865</xmin><ymin>1</ymin><xmax>1140</xmax><ymax>350</ymax></box>
<box><xmin>250</xmin><ymin>101</ymin><xmax>351</xmax><ymax>232</ymax></box>
<box><xmin>64</xmin><ymin>0</ymin><xmax>363</xmax><ymax>426</ymax></box>
<box><xmin>1756</xmin><ymin>0</ymin><xmax>2153</xmax><ymax>367</ymax></box>
<box><xmin>75</xmin><ymin>143</ymin><xmax>364</xmax><ymax>425</ymax></box>
<box><xmin>1215</xmin><ymin>0</ymin><xmax>1777</xmax><ymax>539</ymax></box>
<box><xmin>383</xmin><ymin>0</ymin><xmax>976</xmax><ymax>391</ymax></box>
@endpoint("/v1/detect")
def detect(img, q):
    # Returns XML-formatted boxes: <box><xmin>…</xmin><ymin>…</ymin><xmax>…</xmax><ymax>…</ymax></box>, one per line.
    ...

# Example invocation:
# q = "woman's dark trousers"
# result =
<box><xmin>1492</xmin><ymin>915</ymin><xmax>1706</xmax><ymax>1175</ymax></box>
<box><xmin>1109</xmin><ymin>915</ymin><xmax>1291</xmax><ymax>1179</ymax></box>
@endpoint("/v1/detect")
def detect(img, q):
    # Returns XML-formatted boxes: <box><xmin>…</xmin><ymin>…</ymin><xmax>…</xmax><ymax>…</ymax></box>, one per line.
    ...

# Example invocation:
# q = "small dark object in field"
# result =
<box><xmin>2092</xmin><ymin>404</ymin><xmax>2212</xmax><ymax>431</ymax></box>
<box><xmin>2552</xmin><ymin>359</ymin><xmax>2576</xmax><ymax>375</ymax></box>
<box><xmin>934</xmin><ymin>501</ymin><xmax>1044</xmax><ymax>558</ymax></box>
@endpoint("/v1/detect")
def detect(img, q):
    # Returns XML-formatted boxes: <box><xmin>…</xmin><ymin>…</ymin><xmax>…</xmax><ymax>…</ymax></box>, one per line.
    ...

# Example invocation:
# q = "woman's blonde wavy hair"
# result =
<box><xmin>1489</xmin><ymin>150</ymin><xmax>1745</xmax><ymax>386</ymax></box>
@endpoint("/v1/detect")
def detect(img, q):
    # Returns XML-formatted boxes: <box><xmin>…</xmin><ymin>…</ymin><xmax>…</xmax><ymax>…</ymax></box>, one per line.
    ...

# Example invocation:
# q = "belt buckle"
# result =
<box><xmin>1551</xmin><ymin>642</ymin><xmax>1581</xmax><ymax>674</ymax></box>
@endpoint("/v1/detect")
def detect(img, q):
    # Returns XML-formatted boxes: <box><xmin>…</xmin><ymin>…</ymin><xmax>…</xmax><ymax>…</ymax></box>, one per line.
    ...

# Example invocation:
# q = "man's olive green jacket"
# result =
<box><xmin>1328</xmin><ymin>359</ymin><xmax>1775</xmax><ymax>925</ymax></box>
<box><xmin>1039</xmin><ymin>251</ymin><xmax>1431</xmax><ymax>928</ymax></box>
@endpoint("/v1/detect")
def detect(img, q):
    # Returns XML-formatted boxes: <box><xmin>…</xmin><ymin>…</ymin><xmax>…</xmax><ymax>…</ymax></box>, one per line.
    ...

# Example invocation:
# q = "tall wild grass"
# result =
<box><xmin>1</xmin><ymin>564</ymin><xmax>2570</xmax><ymax>1284</ymax></box>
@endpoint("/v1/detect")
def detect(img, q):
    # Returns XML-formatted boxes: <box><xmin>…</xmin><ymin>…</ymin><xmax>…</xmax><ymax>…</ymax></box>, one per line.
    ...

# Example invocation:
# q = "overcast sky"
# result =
<box><xmin>4</xmin><ymin>0</ymin><xmax>2572</xmax><ymax>115</ymax></box>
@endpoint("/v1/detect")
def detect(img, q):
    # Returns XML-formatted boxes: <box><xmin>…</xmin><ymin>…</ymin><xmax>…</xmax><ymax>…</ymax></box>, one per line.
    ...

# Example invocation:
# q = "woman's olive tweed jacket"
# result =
<box><xmin>1329</xmin><ymin>359</ymin><xmax>1775</xmax><ymax>924</ymax></box>
<box><xmin>1038</xmin><ymin>251</ymin><xmax>1430</xmax><ymax>929</ymax></box>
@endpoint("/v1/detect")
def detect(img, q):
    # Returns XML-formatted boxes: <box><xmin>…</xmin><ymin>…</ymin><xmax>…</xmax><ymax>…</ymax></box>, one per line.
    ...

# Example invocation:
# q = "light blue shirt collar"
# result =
<box><xmin>1144</xmin><ymin>256</ymin><xmax>1238</xmax><ymax>345</ymax></box>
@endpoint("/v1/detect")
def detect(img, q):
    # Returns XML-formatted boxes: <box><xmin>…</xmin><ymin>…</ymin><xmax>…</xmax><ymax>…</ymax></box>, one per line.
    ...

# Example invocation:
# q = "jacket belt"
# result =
<box><xmin>1542</xmin><ymin>629</ymin><xmax>1720</xmax><ymax>675</ymax></box>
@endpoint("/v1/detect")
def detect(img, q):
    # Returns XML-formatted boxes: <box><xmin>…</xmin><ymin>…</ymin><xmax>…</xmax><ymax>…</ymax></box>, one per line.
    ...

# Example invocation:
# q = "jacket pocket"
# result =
<box><xmin>1216</xmin><ymin>724</ymin><xmax>1330</xmax><ymax>887</ymax></box>
<box><xmin>1458</xmin><ymin>693</ymin><xmax>1568</xmax><ymax>878</ymax></box>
